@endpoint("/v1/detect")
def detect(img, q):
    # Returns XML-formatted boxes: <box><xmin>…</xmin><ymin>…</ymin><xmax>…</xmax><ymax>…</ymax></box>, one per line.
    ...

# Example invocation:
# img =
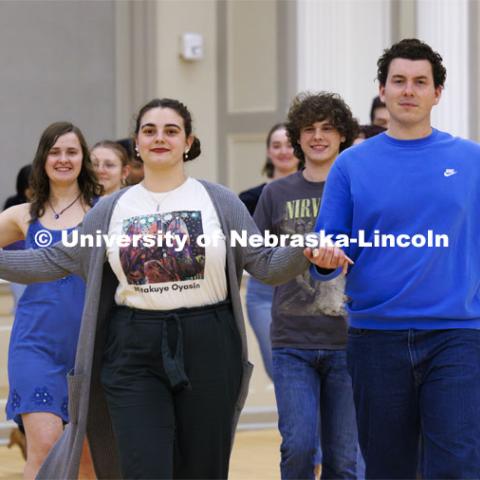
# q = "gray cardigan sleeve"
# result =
<box><xmin>229</xmin><ymin>191</ymin><xmax>310</xmax><ymax>285</ymax></box>
<box><xmin>0</xmin><ymin>232</ymin><xmax>85</xmax><ymax>284</ymax></box>
<box><xmin>0</xmin><ymin>192</ymin><xmax>123</xmax><ymax>285</ymax></box>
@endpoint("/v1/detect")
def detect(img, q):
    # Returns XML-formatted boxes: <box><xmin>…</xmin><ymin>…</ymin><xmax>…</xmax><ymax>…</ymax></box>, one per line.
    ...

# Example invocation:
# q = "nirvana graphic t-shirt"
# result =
<box><xmin>254</xmin><ymin>171</ymin><xmax>347</xmax><ymax>349</ymax></box>
<box><xmin>107</xmin><ymin>178</ymin><xmax>227</xmax><ymax>310</ymax></box>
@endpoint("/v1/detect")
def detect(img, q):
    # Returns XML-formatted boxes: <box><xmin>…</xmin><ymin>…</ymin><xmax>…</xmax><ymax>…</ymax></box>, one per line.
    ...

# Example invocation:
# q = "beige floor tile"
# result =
<box><xmin>0</xmin><ymin>429</ymin><xmax>281</xmax><ymax>480</ymax></box>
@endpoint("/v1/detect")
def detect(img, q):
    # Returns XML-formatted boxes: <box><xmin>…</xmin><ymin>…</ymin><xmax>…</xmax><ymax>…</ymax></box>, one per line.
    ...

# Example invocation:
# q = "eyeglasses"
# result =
<box><xmin>93</xmin><ymin>161</ymin><xmax>121</xmax><ymax>170</ymax></box>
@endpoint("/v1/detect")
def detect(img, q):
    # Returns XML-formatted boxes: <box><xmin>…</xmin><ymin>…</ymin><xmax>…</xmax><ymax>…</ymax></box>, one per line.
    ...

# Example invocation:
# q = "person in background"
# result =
<box><xmin>369</xmin><ymin>95</ymin><xmax>390</xmax><ymax>128</ymax></box>
<box><xmin>117</xmin><ymin>137</ymin><xmax>144</xmax><ymax>185</ymax></box>
<box><xmin>239</xmin><ymin>123</ymin><xmax>300</xmax><ymax>379</ymax></box>
<box><xmin>3</xmin><ymin>165</ymin><xmax>33</xmax><ymax>306</ymax></box>
<box><xmin>353</xmin><ymin>124</ymin><xmax>387</xmax><ymax>145</ymax></box>
<box><xmin>0</xmin><ymin>122</ymin><xmax>100</xmax><ymax>479</ymax></box>
<box><xmin>91</xmin><ymin>140</ymin><xmax>130</xmax><ymax>196</ymax></box>
<box><xmin>3</xmin><ymin>165</ymin><xmax>33</xmax><ymax>210</ymax></box>
<box><xmin>3</xmin><ymin>164</ymin><xmax>32</xmax><ymax>460</ymax></box>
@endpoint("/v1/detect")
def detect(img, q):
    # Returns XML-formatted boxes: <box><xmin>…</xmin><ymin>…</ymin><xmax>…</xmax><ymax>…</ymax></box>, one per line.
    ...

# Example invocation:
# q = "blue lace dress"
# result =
<box><xmin>6</xmin><ymin>220</ymin><xmax>85</xmax><ymax>425</ymax></box>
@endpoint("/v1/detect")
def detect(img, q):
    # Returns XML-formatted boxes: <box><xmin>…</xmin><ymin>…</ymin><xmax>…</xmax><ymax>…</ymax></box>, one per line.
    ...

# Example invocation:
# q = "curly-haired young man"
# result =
<box><xmin>254</xmin><ymin>92</ymin><xmax>362</xmax><ymax>479</ymax></box>
<box><xmin>309</xmin><ymin>39</ymin><xmax>480</xmax><ymax>478</ymax></box>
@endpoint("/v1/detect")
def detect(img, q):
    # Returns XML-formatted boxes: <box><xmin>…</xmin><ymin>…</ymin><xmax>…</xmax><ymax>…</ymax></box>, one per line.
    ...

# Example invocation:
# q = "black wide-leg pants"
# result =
<box><xmin>100</xmin><ymin>301</ymin><xmax>243</xmax><ymax>480</ymax></box>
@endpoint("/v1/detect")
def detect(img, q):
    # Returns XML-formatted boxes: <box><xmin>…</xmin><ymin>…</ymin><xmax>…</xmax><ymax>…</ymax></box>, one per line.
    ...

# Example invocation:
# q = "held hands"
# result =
<box><xmin>303</xmin><ymin>246</ymin><xmax>354</xmax><ymax>276</ymax></box>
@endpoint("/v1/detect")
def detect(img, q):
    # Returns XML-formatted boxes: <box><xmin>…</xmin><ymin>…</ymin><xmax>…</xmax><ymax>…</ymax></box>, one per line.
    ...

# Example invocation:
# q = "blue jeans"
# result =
<box><xmin>9</xmin><ymin>283</ymin><xmax>26</xmax><ymax>313</ymax></box>
<box><xmin>246</xmin><ymin>277</ymin><xmax>274</xmax><ymax>379</ymax></box>
<box><xmin>273</xmin><ymin>347</ymin><xmax>361</xmax><ymax>479</ymax></box>
<box><xmin>347</xmin><ymin>328</ymin><xmax>480</xmax><ymax>479</ymax></box>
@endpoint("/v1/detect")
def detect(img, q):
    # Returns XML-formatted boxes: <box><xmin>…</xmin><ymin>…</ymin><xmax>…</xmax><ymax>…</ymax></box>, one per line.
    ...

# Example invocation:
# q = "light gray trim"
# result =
<box><xmin>131</xmin><ymin>0</ymin><xmax>158</xmax><ymax>111</ymax></box>
<box><xmin>114</xmin><ymin>0</ymin><xmax>159</xmax><ymax>138</ymax></box>
<box><xmin>114</xmin><ymin>1</ymin><xmax>133</xmax><ymax>138</ymax></box>
<box><xmin>216</xmin><ymin>0</ymin><xmax>228</xmax><ymax>184</ymax></box>
<box><xmin>243</xmin><ymin>406</ymin><xmax>277</xmax><ymax>414</ymax></box>
<box><xmin>279</xmin><ymin>0</ymin><xmax>298</xmax><ymax>115</ymax></box>
<box><xmin>390</xmin><ymin>0</ymin><xmax>400</xmax><ymax>43</ymax></box>
<box><xmin>468</xmin><ymin>0</ymin><xmax>478</xmax><ymax>140</ymax></box>
<box><xmin>216</xmin><ymin>0</ymin><xmax>295</xmax><ymax>187</ymax></box>
<box><xmin>391</xmin><ymin>0</ymin><xmax>416</xmax><ymax>42</ymax></box>
<box><xmin>237</xmin><ymin>422</ymin><xmax>277</xmax><ymax>431</ymax></box>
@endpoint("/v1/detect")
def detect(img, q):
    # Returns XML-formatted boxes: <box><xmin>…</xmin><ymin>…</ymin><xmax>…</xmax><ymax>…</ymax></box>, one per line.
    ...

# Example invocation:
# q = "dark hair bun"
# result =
<box><xmin>186</xmin><ymin>136</ymin><xmax>201</xmax><ymax>161</ymax></box>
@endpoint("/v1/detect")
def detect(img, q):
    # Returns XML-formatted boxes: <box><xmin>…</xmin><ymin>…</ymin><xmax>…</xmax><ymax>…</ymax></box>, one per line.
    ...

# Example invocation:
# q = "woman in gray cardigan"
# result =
<box><xmin>0</xmin><ymin>98</ymin><xmax>326</xmax><ymax>479</ymax></box>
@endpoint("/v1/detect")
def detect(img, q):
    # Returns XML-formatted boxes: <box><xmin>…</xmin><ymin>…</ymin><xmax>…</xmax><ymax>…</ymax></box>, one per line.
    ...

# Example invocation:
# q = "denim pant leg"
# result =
<box><xmin>320</xmin><ymin>349</ymin><xmax>362</xmax><ymax>479</ymax></box>
<box><xmin>9</xmin><ymin>283</ymin><xmax>26</xmax><ymax>312</ymax></box>
<box><xmin>347</xmin><ymin>329</ymin><xmax>419</xmax><ymax>479</ymax></box>
<box><xmin>417</xmin><ymin>329</ymin><xmax>480</xmax><ymax>479</ymax></box>
<box><xmin>246</xmin><ymin>277</ymin><xmax>274</xmax><ymax>379</ymax></box>
<box><xmin>273</xmin><ymin>348</ymin><xmax>320</xmax><ymax>480</ymax></box>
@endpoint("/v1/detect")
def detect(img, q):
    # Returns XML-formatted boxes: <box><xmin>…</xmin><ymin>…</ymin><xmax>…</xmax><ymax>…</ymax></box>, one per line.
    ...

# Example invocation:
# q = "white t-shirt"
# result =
<box><xmin>107</xmin><ymin>178</ymin><xmax>227</xmax><ymax>310</ymax></box>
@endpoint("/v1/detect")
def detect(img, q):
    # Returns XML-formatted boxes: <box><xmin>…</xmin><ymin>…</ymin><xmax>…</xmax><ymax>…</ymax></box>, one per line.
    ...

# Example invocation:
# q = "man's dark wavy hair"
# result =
<box><xmin>377</xmin><ymin>38</ymin><xmax>446</xmax><ymax>88</ymax></box>
<box><xmin>286</xmin><ymin>92</ymin><xmax>359</xmax><ymax>162</ymax></box>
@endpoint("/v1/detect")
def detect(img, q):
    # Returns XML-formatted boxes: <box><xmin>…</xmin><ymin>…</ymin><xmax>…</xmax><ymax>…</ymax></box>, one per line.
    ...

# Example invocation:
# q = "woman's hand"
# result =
<box><xmin>304</xmin><ymin>246</ymin><xmax>354</xmax><ymax>276</ymax></box>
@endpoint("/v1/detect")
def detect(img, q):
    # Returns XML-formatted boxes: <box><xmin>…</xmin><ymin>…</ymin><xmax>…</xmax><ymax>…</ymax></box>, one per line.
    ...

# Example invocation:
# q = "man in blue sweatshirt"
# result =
<box><xmin>307</xmin><ymin>39</ymin><xmax>480</xmax><ymax>478</ymax></box>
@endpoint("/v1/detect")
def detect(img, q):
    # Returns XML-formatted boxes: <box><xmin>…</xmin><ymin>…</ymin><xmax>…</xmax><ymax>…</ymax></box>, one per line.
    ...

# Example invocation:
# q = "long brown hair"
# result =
<box><xmin>261</xmin><ymin>123</ymin><xmax>303</xmax><ymax>178</ymax></box>
<box><xmin>29</xmin><ymin>122</ymin><xmax>102</xmax><ymax>222</ymax></box>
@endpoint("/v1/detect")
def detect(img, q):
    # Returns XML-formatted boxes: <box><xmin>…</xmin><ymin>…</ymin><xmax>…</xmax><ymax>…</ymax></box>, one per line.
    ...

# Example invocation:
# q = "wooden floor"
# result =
<box><xmin>231</xmin><ymin>429</ymin><xmax>281</xmax><ymax>479</ymax></box>
<box><xmin>0</xmin><ymin>441</ymin><xmax>23</xmax><ymax>480</ymax></box>
<box><xmin>0</xmin><ymin>429</ymin><xmax>281</xmax><ymax>480</ymax></box>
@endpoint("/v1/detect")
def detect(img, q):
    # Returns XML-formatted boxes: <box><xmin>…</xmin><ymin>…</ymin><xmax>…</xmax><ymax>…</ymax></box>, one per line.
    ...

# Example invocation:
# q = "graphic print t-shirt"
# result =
<box><xmin>254</xmin><ymin>171</ymin><xmax>347</xmax><ymax>349</ymax></box>
<box><xmin>107</xmin><ymin>178</ymin><xmax>227</xmax><ymax>310</ymax></box>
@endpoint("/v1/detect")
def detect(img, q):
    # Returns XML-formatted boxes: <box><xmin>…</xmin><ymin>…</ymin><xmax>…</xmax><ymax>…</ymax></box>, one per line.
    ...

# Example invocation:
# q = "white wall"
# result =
<box><xmin>296</xmin><ymin>0</ymin><xmax>391</xmax><ymax>124</ymax></box>
<box><xmin>416</xmin><ymin>0</ymin><xmax>470</xmax><ymax>138</ymax></box>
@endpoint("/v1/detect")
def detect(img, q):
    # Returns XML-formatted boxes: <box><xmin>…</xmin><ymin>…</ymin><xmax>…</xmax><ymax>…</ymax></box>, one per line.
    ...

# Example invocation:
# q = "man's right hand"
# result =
<box><xmin>304</xmin><ymin>246</ymin><xmax>354</xmax><ymax>276</ymax></box>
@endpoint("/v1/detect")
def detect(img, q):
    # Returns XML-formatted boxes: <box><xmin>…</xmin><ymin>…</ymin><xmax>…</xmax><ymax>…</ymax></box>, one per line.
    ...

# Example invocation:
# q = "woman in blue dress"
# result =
<box><xmin>0</xmin><ymin>122</ymin><xmax>101</xmax><ymax>479</ymax></box>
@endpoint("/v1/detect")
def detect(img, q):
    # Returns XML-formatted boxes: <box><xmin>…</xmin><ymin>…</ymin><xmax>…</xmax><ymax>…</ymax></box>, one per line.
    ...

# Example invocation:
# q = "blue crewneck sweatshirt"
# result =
<box><xmin>311</xmin><ymin>129</ymin><xmax>480</xmax><ymax>329</ymax></box>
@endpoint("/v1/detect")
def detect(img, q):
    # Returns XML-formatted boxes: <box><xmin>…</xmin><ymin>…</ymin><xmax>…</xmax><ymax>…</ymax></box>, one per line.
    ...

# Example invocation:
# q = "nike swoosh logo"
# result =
<box><xmin>444</xmin><ymin>169</ymin><xmax>457</xmax><ymax>177</ymax></box>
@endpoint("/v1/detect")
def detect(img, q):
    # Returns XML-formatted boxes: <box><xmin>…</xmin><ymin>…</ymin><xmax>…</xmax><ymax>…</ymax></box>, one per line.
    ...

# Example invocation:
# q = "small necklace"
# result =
<box><xmin>143</xmin><ymin>180</ymin><xmax>186</xmax><ymax>213</ymax></box>
<box><xmin>146</xmin><ymin>189</ymin><xmax>171</xmax><ymax>213</ymax></box>
<box><xmin>48</xmin><ymin>193</ymin><xmax>82</xmax><ymax>219</ymax></box>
